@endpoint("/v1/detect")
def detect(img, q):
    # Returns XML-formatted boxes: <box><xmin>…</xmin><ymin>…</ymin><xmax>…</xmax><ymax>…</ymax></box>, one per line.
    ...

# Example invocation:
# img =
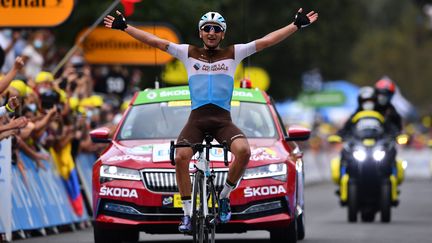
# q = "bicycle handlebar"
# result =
<box><xmin>170</xmin><ymin>140</ymin><xmax>229</xmax><ymax>166</ymax></box>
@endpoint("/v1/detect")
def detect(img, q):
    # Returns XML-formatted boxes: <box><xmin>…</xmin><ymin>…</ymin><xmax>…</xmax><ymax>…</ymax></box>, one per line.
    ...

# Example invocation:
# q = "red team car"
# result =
<box><xmin>90</xmin><ymin>86</ymin><xmax>310</xmax><ymax>243</ymax></box>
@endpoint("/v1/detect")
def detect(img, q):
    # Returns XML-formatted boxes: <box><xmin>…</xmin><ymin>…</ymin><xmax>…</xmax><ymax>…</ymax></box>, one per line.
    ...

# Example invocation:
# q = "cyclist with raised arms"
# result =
<box><xmin>104</xmin><ymin>8</ymin><xmax>318</xmax><ymax>233</ymax></box>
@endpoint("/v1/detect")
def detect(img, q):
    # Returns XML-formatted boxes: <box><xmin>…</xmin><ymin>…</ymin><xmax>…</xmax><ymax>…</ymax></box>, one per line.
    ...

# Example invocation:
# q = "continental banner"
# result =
<box><xmin>0</xmin><ymin>0</ymin><xmax>74</xmax><ymax>27</ymax></box>
<box><xmin>77</xmin><ymin>25</ymin><xmax>180</xmax><ymax>65</ymax></box>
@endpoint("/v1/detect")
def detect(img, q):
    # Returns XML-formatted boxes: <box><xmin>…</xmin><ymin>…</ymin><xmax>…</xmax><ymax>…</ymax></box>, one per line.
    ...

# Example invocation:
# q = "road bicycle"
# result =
<box><xmin>170</xmin><ymin>135</ymin><xmax>229</xmax><ymax>243</ymax></box>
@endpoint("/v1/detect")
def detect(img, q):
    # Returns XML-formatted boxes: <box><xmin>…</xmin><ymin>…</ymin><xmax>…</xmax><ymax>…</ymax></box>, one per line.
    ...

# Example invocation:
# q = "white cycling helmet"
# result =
<box><xmin>198</xmin><ymin>12</ymin><xmax>227</xmax><ymax>32</ymax></box>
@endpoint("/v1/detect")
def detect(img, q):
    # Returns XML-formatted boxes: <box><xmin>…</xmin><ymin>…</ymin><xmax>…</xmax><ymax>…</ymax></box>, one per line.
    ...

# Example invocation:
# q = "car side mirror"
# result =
<box><xmin>285</xmin><ymin>126</ymin><xmax>311</xmax><ymax>141</ymax></box>
<box><xmin>90</xmin><ymin>127</ymin><xmax>112</xmax><ymax>143</ymax></box>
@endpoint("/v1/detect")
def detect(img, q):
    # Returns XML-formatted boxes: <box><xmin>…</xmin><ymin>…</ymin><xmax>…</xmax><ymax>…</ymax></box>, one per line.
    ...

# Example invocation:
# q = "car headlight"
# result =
<box><xmin>372</xmin><ymin>149</ymin><xmax>386</xmax><ymax>161</ymax></box>
<box><xmin>243</xmin><ymin>163</ymin><xmax>287</xmax><ymax>180</ymax></box>
<box><xmin>100</xmin><ymin>165</ymin><xmax>141</xmax><ymax>181</ymax></box>
<box><xmin>353</xmin><ymin>149</ymin><xmax>367</xmax><ymax>162</ymax></box>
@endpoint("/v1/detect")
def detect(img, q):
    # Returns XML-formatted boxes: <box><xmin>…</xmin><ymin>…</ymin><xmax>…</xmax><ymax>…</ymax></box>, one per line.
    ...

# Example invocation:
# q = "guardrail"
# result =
<box><xmin>0</xmin><ymin>139</ymin><xmax>91</xmax><ymax>242</ymax></box>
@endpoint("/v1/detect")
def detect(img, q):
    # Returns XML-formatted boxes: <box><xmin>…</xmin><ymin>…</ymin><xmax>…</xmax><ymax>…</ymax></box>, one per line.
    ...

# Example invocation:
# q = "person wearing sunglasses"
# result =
<box><xmin>104</xmin><ymin>8</ymin><xmax>318</xmax><ymax>233</ymax></box>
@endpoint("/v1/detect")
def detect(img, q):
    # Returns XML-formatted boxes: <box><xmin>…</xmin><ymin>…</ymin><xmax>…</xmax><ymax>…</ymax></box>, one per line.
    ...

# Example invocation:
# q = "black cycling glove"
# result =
<box><xmin>294</xmin><ymin>10</ymin><xmax>311</xmax><ymax>29</ymax></box>
<box><xmin>112</xmin><ymin>13</ymin><xmax>128</xmax><ymax>31</ymax></box>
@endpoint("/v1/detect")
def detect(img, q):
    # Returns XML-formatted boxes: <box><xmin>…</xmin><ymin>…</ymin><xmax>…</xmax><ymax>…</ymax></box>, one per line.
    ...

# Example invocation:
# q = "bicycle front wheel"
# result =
<box><xmin>206</xmin><ymin>177</ymin><xmax>218</xmax><ymax>243</ymax></box>
<box><xmin>192</xmin><ymin>171</ymin><xmax>206</xmax><ymax>243</ymax></box>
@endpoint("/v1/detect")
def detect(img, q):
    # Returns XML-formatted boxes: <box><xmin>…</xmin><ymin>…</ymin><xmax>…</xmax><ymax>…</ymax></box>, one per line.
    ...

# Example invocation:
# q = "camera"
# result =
<box><xmin>73</xmin><ymin>62</ymin><xmax>84</xmax><ymax>78</ymax></box>
<box><xmin>39</xmin><ymin>89</ymin><xmax>60</xmax><ymax>110</ymax></box>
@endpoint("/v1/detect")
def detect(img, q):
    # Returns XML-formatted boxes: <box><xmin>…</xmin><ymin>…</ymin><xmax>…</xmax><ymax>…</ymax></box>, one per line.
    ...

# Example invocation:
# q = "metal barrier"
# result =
<box><xmin>0</xmin><ymin>142</ymin><xmax>91</xmax><ymax>241</ymax></box>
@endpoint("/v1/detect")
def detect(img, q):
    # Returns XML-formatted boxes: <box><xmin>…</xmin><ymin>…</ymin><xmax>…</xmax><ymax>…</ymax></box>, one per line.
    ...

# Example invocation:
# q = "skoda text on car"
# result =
<box><xmin>91</xmin><ymin>86</ymin><xmax>310</xmax><ymax>243</ymax></box>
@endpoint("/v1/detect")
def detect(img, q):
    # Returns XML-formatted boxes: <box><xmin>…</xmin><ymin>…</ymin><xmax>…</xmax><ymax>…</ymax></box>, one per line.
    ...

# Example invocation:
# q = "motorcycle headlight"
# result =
<box><xmin>100</xmin><ymin>165</ymin><xmax>141</xmax><ymax>181</ymax></box>
<box><xmin>243</xmin><ymin>163</ymin><xmax>287</xmax><ymax>181</ymax></box>
<box><xmin>372</xmin><ymin>149</ymin><xmax>386</xmax><ymax>161</ymax></box>
<box><xmin>353</xmin><ymin>149</ymin><xmax>367</xmax><ymax>162</ymax></box>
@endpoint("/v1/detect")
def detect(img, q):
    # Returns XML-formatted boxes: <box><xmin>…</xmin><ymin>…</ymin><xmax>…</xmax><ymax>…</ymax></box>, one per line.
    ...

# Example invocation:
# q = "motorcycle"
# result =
<box><xmin>329</xmin><ymin>110</ymin><xmax>405</xmax><ymax>223</ymax></box>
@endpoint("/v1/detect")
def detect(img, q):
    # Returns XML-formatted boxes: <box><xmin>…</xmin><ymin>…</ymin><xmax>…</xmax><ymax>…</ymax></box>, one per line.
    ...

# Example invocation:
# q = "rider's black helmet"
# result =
<box><xmin>357</xmin><ymin>86</ymin><xmax>377</xmax><ymax>110</ymax></box>
<box><xmin>358</xmin><ymin>86</ymin><xmax>376</xmax><ymax>103</ymax></box>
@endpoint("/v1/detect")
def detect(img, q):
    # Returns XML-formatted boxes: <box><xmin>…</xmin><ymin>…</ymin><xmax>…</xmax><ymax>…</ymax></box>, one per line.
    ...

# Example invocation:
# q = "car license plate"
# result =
<box><xmin>170</xmin><ymin>194</ymin><xmax>218</xmax><ymax>208</ymax></box>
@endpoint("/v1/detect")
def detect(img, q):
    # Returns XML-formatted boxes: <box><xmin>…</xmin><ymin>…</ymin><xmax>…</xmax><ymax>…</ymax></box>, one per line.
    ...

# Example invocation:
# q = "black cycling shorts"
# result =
<box><xmin>176</xmin><ymin>104</ymin><xmax>246</xmax><ymax>149</ymax></box>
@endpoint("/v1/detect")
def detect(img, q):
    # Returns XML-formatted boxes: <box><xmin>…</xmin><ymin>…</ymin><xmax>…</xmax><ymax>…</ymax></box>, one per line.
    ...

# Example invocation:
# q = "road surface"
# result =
<box><xmin>17</xmin><ymin>179</ymin><xmax>432</xmax><ymax>243</ymax></box>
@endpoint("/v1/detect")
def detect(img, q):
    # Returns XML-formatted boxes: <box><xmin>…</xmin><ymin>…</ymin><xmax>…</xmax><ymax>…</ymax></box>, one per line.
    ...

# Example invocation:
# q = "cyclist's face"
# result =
<box><xmin>200</xmin><ymin>25</ymin><xmax>225</xmax><ymax>49</ymax></box>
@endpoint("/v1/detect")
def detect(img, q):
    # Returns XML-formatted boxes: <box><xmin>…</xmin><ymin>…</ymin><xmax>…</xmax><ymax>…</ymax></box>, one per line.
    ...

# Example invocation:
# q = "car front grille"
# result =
<box><xmin>142</xmin><ymin>168</ymin><xmax>229</xmax><ymax>193</ymax></box>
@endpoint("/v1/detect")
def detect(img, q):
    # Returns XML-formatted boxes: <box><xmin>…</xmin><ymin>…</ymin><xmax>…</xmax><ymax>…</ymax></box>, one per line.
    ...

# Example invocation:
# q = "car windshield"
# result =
<box><xmin>117</xmin><ymin>102</ymin><xmax>278</xmax><ymax>140</ymax></box>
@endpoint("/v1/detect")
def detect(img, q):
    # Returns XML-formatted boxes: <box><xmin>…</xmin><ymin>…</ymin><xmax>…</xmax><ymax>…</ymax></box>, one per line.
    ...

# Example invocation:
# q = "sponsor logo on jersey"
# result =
<box><xmin>201</xmin><ymin>63</ymin><xmax>228</xmax><ymax>72</ymax></box>
<box><xmin>244</xmin><ymin>185</ymin><xmax>286</xmax><ymax>198</ymax></box>
<box><xmin>99</xmin><ymin>186</ymin><xmax>138</xmax><ymax>198</ymax></box>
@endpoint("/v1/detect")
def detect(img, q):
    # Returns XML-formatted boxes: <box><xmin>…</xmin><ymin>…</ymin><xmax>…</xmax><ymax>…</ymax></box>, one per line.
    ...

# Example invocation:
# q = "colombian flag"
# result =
<box><xmin>50</xmin><ymin>143</ymin><xmax>83</xmax><ymax>216</ymax></box>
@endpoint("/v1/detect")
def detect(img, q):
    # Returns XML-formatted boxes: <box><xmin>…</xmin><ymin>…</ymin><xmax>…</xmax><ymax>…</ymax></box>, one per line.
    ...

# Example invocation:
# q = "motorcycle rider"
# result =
<box><xmin>330</xmin><ymin>85</ymin><xmax>403</xmax><ymax>205</ymax></box>
<box><xmin>336</xmin><ymin>83</ymin><xmax>402</xmax><ymax>140</ymax></box>
<box><xmin>375</xmin><ymin>78</ymin><xmax>404</xmax><ymax>201</ymax></box>
<box><xmin>329</xmin><ymin>86</ymin><xmax>378</xmax><ymax>187</ymax></box>
<box><xmin>330</xmin><ymin>87</ymin><xmax>380</xmax><ymax>183</ymax></box>
<box><xmin>374</xmin><ymin>78</ymin><xmax>402</xmax><ymax>137</ymax></box>
<box><xmin>336</xmin><ymin>86</ymin><xmax>378</xmax><ymax>139</ymax></box>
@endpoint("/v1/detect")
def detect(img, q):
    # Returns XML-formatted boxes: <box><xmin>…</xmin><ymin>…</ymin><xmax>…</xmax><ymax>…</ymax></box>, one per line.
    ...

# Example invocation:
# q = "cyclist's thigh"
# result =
<box><xmin>214</xmin><ymin>120</ymin><xmax>246</xmax><ymax>150</ymax></box>
<box><xmin>177</xmin><ymin>115</ymin><xmax>205</xmax><ymax>145</ymax></box>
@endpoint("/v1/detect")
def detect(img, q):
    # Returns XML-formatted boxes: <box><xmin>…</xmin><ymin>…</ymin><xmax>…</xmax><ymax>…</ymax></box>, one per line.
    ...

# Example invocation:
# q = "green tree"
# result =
<box><xmin>350</xmin><ymin>0</ymin><xmax>432</xmax><ymax>109</ymax></box>
<box><xmin>52</xmin><ymin>0</ymin><xmax>432</xmax><ymax>109</ymax></box>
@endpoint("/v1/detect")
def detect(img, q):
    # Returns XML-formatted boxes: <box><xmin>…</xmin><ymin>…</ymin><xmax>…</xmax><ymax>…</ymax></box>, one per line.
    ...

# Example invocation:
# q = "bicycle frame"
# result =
<box><xmin>170</xmin><ymin>136</ymin><xmax>228</xmax><ymax>243</ymax></box>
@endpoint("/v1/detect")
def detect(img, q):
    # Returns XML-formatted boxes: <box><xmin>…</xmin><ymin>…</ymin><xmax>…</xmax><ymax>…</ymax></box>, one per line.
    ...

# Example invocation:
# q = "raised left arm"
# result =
<box><xmin>255</xmin><ymin>8</ymin><xmax>318</xmax><ymax>52</ymax></box>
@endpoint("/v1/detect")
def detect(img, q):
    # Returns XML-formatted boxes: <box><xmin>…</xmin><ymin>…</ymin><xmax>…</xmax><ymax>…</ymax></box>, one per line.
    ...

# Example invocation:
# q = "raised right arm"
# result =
<box><xmin>0</xmin><ymin>56</ymin><xmax>24</xmax><ymax>94</ymax></box>
<box><xmin>104</xmin><ymin>10</ymin><xmax>170</xmax><ymax>51</ymax></box>
<box><xmin>124</xmin><ymin>25</ymin><xmax>170</xmax><ymax>51</ymax></box>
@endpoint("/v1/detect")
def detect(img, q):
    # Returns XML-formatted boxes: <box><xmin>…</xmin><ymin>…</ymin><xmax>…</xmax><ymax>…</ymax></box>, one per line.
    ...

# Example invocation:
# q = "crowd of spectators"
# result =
<box><xmin>0</xmin><ymin>28</ymin><xmax>144</xmax><ymax>181</ymax></box>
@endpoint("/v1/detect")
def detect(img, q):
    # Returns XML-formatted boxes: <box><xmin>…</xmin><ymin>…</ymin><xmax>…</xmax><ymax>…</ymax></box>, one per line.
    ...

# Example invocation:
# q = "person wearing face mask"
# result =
<box><xmin>374</xmin><ymin>78</ymin><xmax>402</xmax><ymax>137</ymax></box>
<box><xmin>22</xmin><ymin>31</ymin><xmax>45</xmax><ymax>79</ymax></box>
<box><xmin>336</xmin><ymin>86</ymin><xmax>378</xmax><ymax>139</ymax></box>
<box><xmin>329</xmin><ymin>86</ymin><xmax>404</xmax><ymax>204</ymax></box>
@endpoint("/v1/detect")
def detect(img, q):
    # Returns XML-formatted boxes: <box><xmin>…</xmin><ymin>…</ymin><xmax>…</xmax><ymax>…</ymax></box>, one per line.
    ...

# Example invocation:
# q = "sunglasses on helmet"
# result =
<box><xmin>201</xmin><ymin>25</ymin><xmax>224</xmax><ymax>33</ymax></box>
